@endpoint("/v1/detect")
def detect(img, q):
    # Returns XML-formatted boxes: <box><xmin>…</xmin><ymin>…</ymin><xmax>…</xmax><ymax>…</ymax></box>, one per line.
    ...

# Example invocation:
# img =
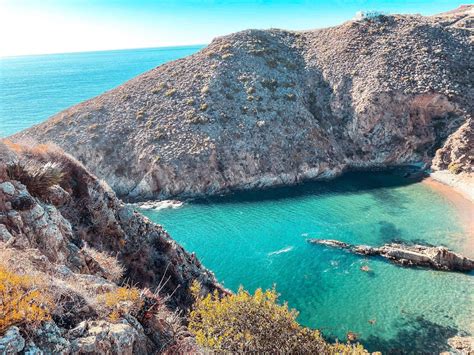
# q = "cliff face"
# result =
<box><xmin>11</xmin><ymin>7</ymin><xmax>473</xmax><ymax>200</ymax></box>
<box><xmin>0</xmin><ymin>142</ymin><xmax>224</xmax><ymax>353</ymax></box>
<box><xmin>431</xmin><ymin>118</ymin><xmax>473</xmax><ymax>174</ymax></box>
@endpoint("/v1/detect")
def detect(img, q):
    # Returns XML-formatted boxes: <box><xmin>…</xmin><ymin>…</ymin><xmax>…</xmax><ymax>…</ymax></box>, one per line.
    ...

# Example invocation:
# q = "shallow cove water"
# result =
<box><xmin>141</xmin><ymin>171</ymin><xmax>474</xmax><ymax>353</ymax></box>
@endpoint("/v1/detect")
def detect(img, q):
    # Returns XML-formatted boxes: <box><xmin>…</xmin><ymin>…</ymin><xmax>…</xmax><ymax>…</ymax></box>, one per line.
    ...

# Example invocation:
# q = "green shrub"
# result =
<box><xmin>189</xmin><ymin>283</ymin><xmax>366</xmax><ymax>353</ymax></box>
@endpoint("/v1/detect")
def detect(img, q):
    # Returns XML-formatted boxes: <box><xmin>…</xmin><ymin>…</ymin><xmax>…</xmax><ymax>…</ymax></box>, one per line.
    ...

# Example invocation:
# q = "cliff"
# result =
<box><xmin>10</xmin><ymin>7</ymin><xmax>473</xmax><ymax>200</ymax></box>
<box><xmin>0</xmin><ymin>142</ymin><xmax>224</xmax><ymax>353</ymax></box>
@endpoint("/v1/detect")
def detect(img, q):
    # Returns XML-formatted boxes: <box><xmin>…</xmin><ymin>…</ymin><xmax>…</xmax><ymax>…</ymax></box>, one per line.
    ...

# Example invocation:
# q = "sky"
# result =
<box><xmin>0</xmin><ymin>0</ymin><xmax>467</xmax><ymax>57</ymax></box>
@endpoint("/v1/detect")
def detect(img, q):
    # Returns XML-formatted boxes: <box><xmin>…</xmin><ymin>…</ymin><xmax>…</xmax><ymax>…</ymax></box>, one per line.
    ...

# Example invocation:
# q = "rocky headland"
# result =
<box><xmin>0</xmin><ymin>142</ymin><xmax>225</xmax><ymax>353</ymax></box>
<box><xmin>9</xmin><ymin>6</ymin><xmax>473</xmax><ymax>201</ymax></box>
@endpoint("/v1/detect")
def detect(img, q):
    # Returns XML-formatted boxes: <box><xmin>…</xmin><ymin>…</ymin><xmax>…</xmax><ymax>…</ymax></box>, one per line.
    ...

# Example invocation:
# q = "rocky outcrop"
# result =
<box><xmin>10</xmin><ymin>7</ymin><xmax>473</xmax><ymax>200</ymax></box>
<box><xmin>0</xmin><ymin>142</ymin><xmax>225</xmax><ymax>352</ymax></box>
<box><xmin>432</xmin><ymin>118</ymin><xmax>474</xmax><ymax>174</ymax></box>
<box><xmin>0</xmin><ymin>327</ymin><xmax>24</xmax><ymax>354</ymax></box>
<box><xmin>0</xmin><ymin>320</ymin><xmax>152</xmax><ymax>354</ymax></box>
<box><xmin>0</xmin><ymin>143</ymin><xmax>224</xmax><ymax>308</ymax></box>
<box><xmin>308</xmin><ymin>239</ymin><xmax>474</xmax><ymax>272</ymax></box>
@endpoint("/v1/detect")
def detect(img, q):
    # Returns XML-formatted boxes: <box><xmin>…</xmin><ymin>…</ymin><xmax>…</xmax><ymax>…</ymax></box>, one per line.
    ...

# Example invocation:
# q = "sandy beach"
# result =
<box><xmin>423</xmin><ymin>173</ymin><xmax>474</xmax><ymax>256</ymax></box>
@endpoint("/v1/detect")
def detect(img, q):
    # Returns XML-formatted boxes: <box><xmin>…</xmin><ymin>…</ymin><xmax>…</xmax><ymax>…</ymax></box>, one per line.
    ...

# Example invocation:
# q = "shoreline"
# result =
<box><xmin>422</xmin><ymin>172</ymin><xmax>474</xmax><ymax>256</ymax></box>
<box><xmin>428</xmin><ymin>170</ymin><xmax>474</xmax><ymax>203</ymax></box>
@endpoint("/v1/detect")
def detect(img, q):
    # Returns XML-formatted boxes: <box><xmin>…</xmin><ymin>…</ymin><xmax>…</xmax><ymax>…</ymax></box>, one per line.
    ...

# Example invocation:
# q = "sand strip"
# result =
<box><xmin>422</xmin><ymin>174</ymin><xmax>474</xmax><ymax>256</ymax></box>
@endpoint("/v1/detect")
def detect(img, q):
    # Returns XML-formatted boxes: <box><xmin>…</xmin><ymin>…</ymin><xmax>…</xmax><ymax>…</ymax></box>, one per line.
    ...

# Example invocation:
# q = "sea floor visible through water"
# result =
<box><xmin>141</xmin><ymin>170</ymin><xmax>474</xmax><ymax>353</ymax></box>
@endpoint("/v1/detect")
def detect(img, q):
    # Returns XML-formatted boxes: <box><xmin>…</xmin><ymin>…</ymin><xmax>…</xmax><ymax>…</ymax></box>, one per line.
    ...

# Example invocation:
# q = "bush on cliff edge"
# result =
<box><xmin>189</xmin><ymin>281</ymin><xmax>366</xmax><ymax>353</ymax></box>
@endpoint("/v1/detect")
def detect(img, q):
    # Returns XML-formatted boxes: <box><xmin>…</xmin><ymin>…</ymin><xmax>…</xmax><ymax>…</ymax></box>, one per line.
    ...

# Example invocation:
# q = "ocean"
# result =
<box><xmin>142</xmin><ymin>171</ymin><xmax>474</xmax><ymax>353</ymax></box>
<box><xmin>0</xmin><ymin>45</ymin><xmax>204</xmax><ymax>137</ymax></box>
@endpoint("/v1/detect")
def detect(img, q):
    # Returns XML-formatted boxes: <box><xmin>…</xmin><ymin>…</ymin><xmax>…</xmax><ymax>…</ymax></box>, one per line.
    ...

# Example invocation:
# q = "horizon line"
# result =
<box><xmin>0</xmin><ymin>42</ymin><xmax>208</xmax><ymax>60</ymax></box>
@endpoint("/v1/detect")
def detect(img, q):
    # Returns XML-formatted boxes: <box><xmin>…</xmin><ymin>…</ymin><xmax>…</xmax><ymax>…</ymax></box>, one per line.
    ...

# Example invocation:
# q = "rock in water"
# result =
<box><xmin>10</xmin><ymin>7</ymin><xmax>473</xmax><ymax>200</ymax></box>
<box><xmin>308</xmin><ymin>239</ymin><xmax>474</xmax><ymax>272</ymax></box>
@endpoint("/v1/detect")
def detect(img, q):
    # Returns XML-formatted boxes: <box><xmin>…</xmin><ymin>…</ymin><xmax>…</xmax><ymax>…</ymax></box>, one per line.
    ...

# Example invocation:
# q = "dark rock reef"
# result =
<box><xmin>10</xmin><ymin>6</ymin><xmax>473</xmax><ymax>200</ymax></box>
<box><xmin>308</xmin><ymin>239</ymin><xmax>474</xmax><ymax>272</ymax></box>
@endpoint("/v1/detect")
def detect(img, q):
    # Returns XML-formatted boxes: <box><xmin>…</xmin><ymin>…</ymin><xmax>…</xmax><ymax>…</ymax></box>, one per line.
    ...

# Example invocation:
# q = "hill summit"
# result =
<box><xmin>12</xmin><ymin>6</ymin><xmax>473</xmax><ymax>200</ymax></box>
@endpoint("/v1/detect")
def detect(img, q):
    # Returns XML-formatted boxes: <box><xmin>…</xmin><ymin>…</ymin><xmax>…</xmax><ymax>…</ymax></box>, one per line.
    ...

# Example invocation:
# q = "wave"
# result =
<box><xmin>137</xmin><ymin>200</ymin><xmax>184</xmax><ymax>211</ymax></box>
<box><xmin>268</xmin><ymin>246</ymin><xmax>294</xmax><ymax>256</ymax></box>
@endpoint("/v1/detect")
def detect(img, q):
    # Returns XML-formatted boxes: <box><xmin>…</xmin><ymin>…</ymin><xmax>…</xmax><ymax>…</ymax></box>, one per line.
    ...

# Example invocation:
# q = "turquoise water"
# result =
<box><xmin>141</xmin><ymin>171</ymin><xmax>474</xmax><ymax>353</ymax></box>
<box><xmin>0</xmin><ymin>46</ymin><xmax>203</xmax><ymax>137</ymax></box>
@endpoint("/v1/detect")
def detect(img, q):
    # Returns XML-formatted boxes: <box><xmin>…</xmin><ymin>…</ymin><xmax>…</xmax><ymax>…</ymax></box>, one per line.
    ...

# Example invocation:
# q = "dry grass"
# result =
<box><xmin>0</xmin><ymin>245</ymin><xmax>138</xmax><ymax>330</ymax></box>
<box><xmin>98</xmin><ymin>286</ymin><xmax>143</xmax><ymax>322</ymax></box>
<box><xmin>82</xmin><ymin>244</ymin><xmax>125</xmax><ymax>282</ymax></box>
<box><xmin>0</xmin><ymin>247</ymin><xmax>55</xmax><ymax>334</ymax></box>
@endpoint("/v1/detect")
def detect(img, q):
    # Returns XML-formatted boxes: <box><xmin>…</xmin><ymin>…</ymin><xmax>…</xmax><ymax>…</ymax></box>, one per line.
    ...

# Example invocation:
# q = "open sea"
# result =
<box><xmin>0</xmin><ymin>45</ymin><xmax>204</xmax><ymax>137</ymax></box>
<box><xmin>1</xmin><ymin>46</ymin><xmax>472</xmax><ymax>353</ymax></box>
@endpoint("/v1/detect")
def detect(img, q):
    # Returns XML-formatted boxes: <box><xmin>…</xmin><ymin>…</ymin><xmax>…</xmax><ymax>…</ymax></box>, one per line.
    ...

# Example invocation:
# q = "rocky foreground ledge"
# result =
<box><xmin>308</xmin><ymin>239</ymin><xmax>474</xmax><ymax>272</ymax></box>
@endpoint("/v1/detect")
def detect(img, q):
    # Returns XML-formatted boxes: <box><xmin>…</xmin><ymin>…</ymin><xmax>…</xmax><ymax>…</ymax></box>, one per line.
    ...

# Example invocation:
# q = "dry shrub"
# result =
<box><xmin>82</xmin><ymin>244</ymin><xmax>124</xmax><ymax>282</ymax></box>
<box><xmin>448</xmin><ymin>162</ymin><xmax>462</xmax><ymax>174</ymax></box>
<box><xmin>97</xmin><ymin>286</ymin><xmax>143</xmax><ymax>322</ymax></box>
<box><xmin>189</xmin><ymin>282</ymin><xmax>367</xmax><ymax>354</ymax></box>
<box><xmin>140</xmin><ymin>287</ymin><xmax>198</xmax><ymax>354</ymax></box>
<box><xmin>0</xmin><ymin>265</ymin><xmax>54</xmax><ymax>334</ymax></box>
<box><xmin>7</xmin><ymin>160</ymin><xmax>64</xmax><ymax>198</ymax></box>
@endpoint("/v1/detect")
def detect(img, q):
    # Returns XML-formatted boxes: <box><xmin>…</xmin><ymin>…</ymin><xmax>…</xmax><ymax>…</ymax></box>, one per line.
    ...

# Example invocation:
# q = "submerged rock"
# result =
<box><xmin>308</xmin><ymin>239</ymin><xmax>474</xmax><ymax>272</ymax></box>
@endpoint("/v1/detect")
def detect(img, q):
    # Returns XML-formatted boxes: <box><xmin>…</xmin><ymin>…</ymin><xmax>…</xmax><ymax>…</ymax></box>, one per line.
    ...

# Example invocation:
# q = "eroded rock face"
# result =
<box><xmin>0</xmin><ymin>142</ymin><xmax>224</xmax><ymax>352</ymax></box>
<box><xmin>432</xmin><ymin>118</ymin><xmax>474</xmax><ymax>174</ymax></box>
<box><xmin>0</xmin><ymin>319</ymin><xmax>152</xmax><ymax>355</ymax></box>
<box><xmin>0</xmin><ymin>143</ymin><xmax>223</xmax><ymax>309</ymax></box>
<box><xmin>11</xmin><ymin>8</ymin><xmax>473</xmax><ymax>200</ymax></box>
<box><xmin>0</xmin><ymin>327</ymin><xmax>25</xmax><ymax>354</ymax></box>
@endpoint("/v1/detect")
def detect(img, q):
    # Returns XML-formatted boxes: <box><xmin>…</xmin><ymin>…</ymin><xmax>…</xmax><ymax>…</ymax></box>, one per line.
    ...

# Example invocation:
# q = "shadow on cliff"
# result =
<box><xmin>359</xmin><ymin>314</ymin><xmax>461</xmax><ymax>354</ymax></box>
<box><xmin>192</xmin><ymin>169</ymin><xmax>426</xmax><ymax>205</ymax></box>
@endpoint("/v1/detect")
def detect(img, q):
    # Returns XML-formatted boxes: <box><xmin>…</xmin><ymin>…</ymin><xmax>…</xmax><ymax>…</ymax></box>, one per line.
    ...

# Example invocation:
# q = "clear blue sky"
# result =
<box><xmin>0</xmin><ymin>0</ymin><xmax>467</xmax><ymax>56</ymax></box>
